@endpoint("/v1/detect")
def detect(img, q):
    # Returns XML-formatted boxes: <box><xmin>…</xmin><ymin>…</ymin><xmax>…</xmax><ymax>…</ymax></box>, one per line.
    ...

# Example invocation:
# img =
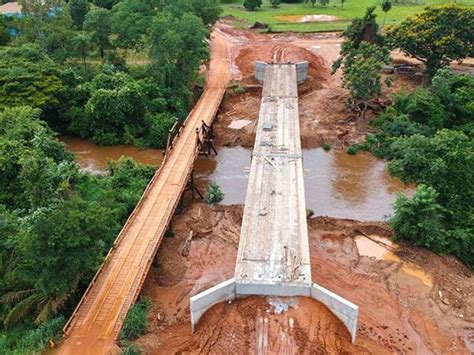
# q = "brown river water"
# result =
<box><xmin>62</xmin><ymin>137</ymin><xmax>412</xmax><ymax>221</ymax></box>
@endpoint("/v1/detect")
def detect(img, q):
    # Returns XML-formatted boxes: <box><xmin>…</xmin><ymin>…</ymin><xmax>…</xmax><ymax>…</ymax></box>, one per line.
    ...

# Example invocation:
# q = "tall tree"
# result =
<box><xmin>110</xmin><ymin>0</ymin><xmax>153</xmax><ymax>51</ymax></box>
<box><xmin>387</xmin><ymin>5</ymin><xmax>474</xmax><ymax>76</ymax></box>
<box><xmin>69</xmin><ymin>0</ymin><xmax>91</xmax><ymax>29</ymax></box>
<box><xmin>243</xmin><ymin>0</ymin><xmax>262</xmax><ymax>11</ymax></box>
<box><xmin>72</xmin><ymin>32</ymin><xmax>91</xmax><ymax>73</ymax></box>
<box><xmin>381</xmin><ymin>0</ymin><xmax>392</xmax><ymax>28</ymax></box>
<box><xmin>83</xmin><ymin>6</ymin><xmax>111</xmax><ymax>59</ymax></box>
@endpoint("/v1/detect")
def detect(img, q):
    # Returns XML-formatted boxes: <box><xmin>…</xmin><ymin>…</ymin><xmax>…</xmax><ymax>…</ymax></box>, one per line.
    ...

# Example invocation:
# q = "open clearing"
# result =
<box><xmin>222</xmin><ymin>0</ymin><xmax>474</xmax><ymax>32</ymax></box>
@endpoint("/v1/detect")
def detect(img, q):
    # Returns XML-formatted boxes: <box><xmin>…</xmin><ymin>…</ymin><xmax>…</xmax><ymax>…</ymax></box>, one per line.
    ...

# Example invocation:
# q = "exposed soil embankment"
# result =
<box><xmin>214</xmin><ymin>23</ymin><xmax>420</xmax><ymax>149</ymax></box>
<box><xmin>136</xmin><ymin>203</ymin><xmax>473</xmax><ymax>354</ymax></box>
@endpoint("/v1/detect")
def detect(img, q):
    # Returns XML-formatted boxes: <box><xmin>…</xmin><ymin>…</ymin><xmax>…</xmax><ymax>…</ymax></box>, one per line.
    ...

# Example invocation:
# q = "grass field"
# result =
<box><xmin>222</xmin><ymin>0</ymin><xmax>474</xmax><ymax>32</ymax></box>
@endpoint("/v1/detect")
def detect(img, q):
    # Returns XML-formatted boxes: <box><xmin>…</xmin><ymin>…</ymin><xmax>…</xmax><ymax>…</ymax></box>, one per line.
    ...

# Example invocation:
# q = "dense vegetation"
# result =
<box><xmin>0</xmin><ymin>0</ymin><xmax>222</xmax><ymax>352</ymax></box>
<box><xmin>1</xmin><ymin>0</ymin><xmax>221</xmax><ymax>148</ymax></box>
<box><xmin>338</xmin><ymin>5</ymin><xmax>474</xmax><ymax>267</ymax></box>
<box><xmin>0</xmin><ymin>106</ymin><xmax>156</xmax><ymax>352</ymax></box>
<box><xmin>369</xmin><ymin>69</ymin><xmax>474</xmax><ymax>268</ymax></box>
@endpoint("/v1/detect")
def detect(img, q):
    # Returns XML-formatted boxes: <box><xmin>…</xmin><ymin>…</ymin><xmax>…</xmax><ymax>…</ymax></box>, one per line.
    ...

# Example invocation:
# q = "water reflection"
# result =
<box><xmin>197</xmin><ymin>147</ymin><xmax>413</xmax><ymax>221</ymax></box>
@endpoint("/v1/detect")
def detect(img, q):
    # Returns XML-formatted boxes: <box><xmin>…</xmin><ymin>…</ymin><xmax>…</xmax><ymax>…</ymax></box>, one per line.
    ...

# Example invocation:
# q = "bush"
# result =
<box><xmin>206</xmin><ymin>182</ymin><xmax>224</xmax><ymax>204</ymax></box>
<box><xmin>122</xmin><ymin>343</ymin><xmax>142</xmax><ymax>355</ymax></box>
<box><xmin>243</xmin><ymin>0</ymin><xmax>262</xmax><ymax>11</ymax></box>
<box><xmin>346</xmin><ymin>146</ymin><xmax>358</xmax><ymax>155</ymax></box>
<box><xmin>390</xmin><ymin>185</ymin><xmax>446</xmax><ymax>252</ymax></box>
<box><xmin>322</xmin><ymin>143</ymin><xmax>331</xmax><ymax>151</ymax></box>
<box><xmin>120</xmin><ymin>298</ymin><xmax>150</xmax><ymax>341</ymax></box>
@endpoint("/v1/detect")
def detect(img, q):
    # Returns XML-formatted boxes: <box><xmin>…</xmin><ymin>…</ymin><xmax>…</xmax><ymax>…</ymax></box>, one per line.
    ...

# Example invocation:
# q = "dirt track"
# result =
<box><xmin>56</xmin><ymin>28</ymin><xmax>231</xmax><ymax>355</ymax></box>
<box><xmin>136</xmin><ymin>204</ymin><xmax>473</xmax><ymax>354</ymax></box>
<box><xmin>214</xmin><ymin>21</ymin><xmax>420</xmax><ymax>149</ymax></box>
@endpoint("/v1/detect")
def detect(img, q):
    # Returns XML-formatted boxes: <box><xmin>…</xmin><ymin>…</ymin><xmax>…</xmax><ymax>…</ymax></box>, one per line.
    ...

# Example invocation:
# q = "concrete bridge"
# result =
<box><xmin>190</xmin><ymin>62</ymin><xmax>359</xmax><ymax>343</ymax></box>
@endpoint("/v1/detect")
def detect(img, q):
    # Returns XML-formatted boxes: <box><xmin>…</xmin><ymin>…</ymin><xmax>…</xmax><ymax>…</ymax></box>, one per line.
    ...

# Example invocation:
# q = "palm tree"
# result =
<box><xmin>381</xmin><ymin>0</ymin><xmax>392</xmax><ymax>28</ymax></box>
<box><xmin>72</xmin><ymin>32</ymin><xmax>91</xmax><ymax>74</ymax></box>
<box><xmin>1</xmin><ymin>287</ymin><xmax>68</xmax><ymax>328</ymax></box>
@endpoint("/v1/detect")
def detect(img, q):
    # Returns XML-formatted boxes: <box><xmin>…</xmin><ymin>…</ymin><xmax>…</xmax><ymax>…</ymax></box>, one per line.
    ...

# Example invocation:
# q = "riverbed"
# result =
<box><xmin>62</xmin><ymin>137</ymin><xmax>412</xmax><ymax>221</ymax></box>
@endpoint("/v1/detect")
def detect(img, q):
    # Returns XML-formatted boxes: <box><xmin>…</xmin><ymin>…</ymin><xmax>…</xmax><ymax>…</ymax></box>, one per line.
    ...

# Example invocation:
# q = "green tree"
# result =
<box><xmin>388</xmin><ymin>130</ymin><xmax>473</xmax><ymax>224</ymax></box>
<box><xmin>83</xmin><ymin>6</ymin><xmax>112</xmax><ymax>59</ymax></box>
<box><xmin>149</xmin><ymin>10</ymin><xmax>209</xmax><ymax>114</ymax></box>
<box><xmin>0</xmin><ymin>46</ymin><xmax>65</xmax><ymax>112</ymax></box>
<box><xmin>1</xmin><ymin>197</ymin><xmax>114</xmax><ymax>327</ymax></box>
<box><xmin>381</xmin><ymin>0</ymin><xmax>392</xmax><ymax>28</ymax></box>
<box><xmin>80</xmin><ymin>72</ymin><xmax>147</xmax><ymax>145</ymax></box>
<box><xmin>69</xmin><ymin>0</ymin><xmax>90</xmax><ymax>29</ymax></box>
<box><xmin>243</xmin><ymin>0</ymin><xmax>262</xmax><ymax>11</ymax></box>
<box><xmin>0</xmin><ymin>15</ymin><xmax>10</xmax><ymax>46</ymax></box>
<box><xmin>0</xmin><ymin>107</ymin><xmax>76</xmax><ymax>210</ymax></box>
<box><xmin>390</xmin><ymin>184</ymin><xmax>447</xmax><ymax>252</ymax></box>
<box><xmin>92</xmin><ymin>0</ymin><xmax>118</xmax><ymax>10</ymax></box>
<box><xmin>341</xmin><ymin>0</ymin><xmax>345</xmax><ymax>9</ymax></box>
<box><xmin>387</xmin><ymin>5</ymin><xmax>474</xmax><ymax>76</ymax></box>
<box><xmin>110</xmin><ymin>0</ymin><xmax>153</xmax><ymax>51</ymax></box>
<box><xmin>339</xmin><ymin>42</ymin><xmax>391</xmax><ymax>115</ymax></box>
<box><xmin>18</xmin><ymin>0</ymin><xmax>74</xmax><ymax>58</ymax></box>
<box><xmin>431</xmin><ymin>68</ymin><xmax>474</xmax><ymax>128</ymax></box>
<box><xmin>191</xmin><ymin>0</ymin><xmax>222</xmax><ymax>25</ymax></box>
<box><xmin>71</xmin><ymin>32</ymin><xmax>91</xmax><ymax>73</ymax></box>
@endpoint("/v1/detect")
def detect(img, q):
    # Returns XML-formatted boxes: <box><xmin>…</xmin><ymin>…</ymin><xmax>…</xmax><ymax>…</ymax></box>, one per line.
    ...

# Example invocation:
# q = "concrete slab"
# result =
<box><xmin>189</xmin><ymin>62</ymin><xmax>359</xmax><ymax>345</ymax></box>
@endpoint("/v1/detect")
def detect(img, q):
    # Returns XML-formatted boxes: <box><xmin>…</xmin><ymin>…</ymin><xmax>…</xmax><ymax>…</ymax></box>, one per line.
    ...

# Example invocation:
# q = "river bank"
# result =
<box><xmin>60</xmin><ymin>21</ymin><xmax>473</xmax><ymax>353</ymax></box>
<box><xmin>134</xmin><ymin>203</ymin><xmax>473</xmax><ymax>354</ymax></box>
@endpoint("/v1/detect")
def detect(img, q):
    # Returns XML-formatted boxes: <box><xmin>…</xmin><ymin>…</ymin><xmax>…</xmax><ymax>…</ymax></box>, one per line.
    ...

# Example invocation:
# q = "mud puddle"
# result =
<box><xmin>355</xmin><ymin>235</ymin><xmax>433</xmax><ymax>286</ymax></box>
<box><xmin>275</xmin><ymin>14</ymin><xmax>340</xmax><ymax>23</ymax></box>
<box><xmin>196</xmin><ymin>147</ymin><xmax>413</xmax><ymax>221</ymax></box>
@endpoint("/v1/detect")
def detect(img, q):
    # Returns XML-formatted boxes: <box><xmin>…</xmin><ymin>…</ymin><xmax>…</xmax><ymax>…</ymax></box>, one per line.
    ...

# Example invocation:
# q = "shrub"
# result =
<box><xmin>390</xmin><ymin>185</ymin><xmax>446</xmax><ymax>253</ymax></box>
<box><xmin>120</xmin><ymin>298</ymin><xmax>150</xmax><ymax>341</ymax></box>
<box><xmin>346</xmin><ymin>146</ymin><xmax>358</xmax><ymax>155</ymax></box>
<box><xmin>243</xmin><ymin>0</ymin><xmax>262</xmax><ymax>11</ymax></box>
<box><xmin>322</xmin><ymin>143</ymin><xmax>331</xmax><ymax>151</ymax></box>
<box><xmin>206</xmin><ymin>182</ymin><xmax>224</xmax><ymax>204</ymax></box>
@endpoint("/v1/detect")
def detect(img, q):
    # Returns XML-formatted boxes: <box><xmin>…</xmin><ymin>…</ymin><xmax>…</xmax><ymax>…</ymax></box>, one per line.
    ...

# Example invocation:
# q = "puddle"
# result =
<box><xmin>355</xmin><ymin>235</ymin><xmax>433</xmax><ymax>287</ymax></box>
<box><xmin>228</xmin><ymin>119</ymin><xmax>252</xmax><ymax>130</ymax></box>
<box><xmin>275</xmin><ymin>14</ymin><xmax>339</xmax><ymax>23</ymax></box>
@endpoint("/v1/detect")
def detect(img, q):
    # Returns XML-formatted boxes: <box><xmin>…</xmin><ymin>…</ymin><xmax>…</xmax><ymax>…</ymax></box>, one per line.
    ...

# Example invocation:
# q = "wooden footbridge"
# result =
<box><xmin>57</xmin><ymin>30</ymin><xmax>230</xmax><ymax>355</ymax></box>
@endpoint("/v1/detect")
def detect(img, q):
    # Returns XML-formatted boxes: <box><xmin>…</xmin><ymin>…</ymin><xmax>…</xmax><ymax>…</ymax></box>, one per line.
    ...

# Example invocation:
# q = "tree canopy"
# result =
<box><xmin>387</xmin><ymin>5</ymin><xmax>474</xmax><ymax>76</ymax></box>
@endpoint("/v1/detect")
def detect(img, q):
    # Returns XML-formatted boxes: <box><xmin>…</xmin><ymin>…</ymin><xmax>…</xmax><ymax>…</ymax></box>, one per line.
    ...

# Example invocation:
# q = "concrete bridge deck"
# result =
<box><xmin>235</xmin><ymin>64</ymin><xmax>311</xmax><ymax>291</ymax></box>
<box><xmin>190</xmin><ymin>63</ymin><xmax>359</xmax><ymax>344</ymax></box>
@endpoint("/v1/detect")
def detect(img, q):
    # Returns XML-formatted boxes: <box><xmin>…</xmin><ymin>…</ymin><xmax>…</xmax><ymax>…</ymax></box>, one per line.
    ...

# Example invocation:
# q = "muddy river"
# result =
<box><xmin>62</xmin><ymin>137</ymin><xmax>412</xmax><ymax>221</ymax></box>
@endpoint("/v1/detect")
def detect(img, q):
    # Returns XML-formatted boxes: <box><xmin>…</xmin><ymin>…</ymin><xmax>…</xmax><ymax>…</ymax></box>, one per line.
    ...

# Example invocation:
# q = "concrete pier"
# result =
<box><xmin>190</xmin><ymin>62</ymin><xmax>359</xmax><ymax>343</ymax></box>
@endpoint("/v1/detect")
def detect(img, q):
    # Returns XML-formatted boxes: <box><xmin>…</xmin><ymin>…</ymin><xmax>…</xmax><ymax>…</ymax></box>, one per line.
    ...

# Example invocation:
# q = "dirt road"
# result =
<box><xmin>214</xmin><ymin>22</ymin><xmax>419</xmax><ymax>149</ymax></box>
<box><xmin>56</xmin><ymin>28</ymin><xmax>231</xmax><ymax>355</ymax></box>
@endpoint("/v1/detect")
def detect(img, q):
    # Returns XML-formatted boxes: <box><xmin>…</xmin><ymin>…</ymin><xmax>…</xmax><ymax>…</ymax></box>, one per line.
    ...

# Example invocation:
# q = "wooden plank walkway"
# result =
<box><xmin>57</xmin><ymin>29</ymin><xmax>230</xmax><ymax>355</ymax></box>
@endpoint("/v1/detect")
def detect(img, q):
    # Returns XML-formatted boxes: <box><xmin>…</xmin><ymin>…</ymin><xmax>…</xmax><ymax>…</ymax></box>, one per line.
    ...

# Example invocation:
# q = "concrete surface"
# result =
<box><xmin>189</xmin><ymin>62</ymin><xmax>359</xmax><ymax>345</ymax></box>
<box><xmin>190</xmin><ymin>278</ymin><xmax>237</xmax><ymax>332</ymax></box>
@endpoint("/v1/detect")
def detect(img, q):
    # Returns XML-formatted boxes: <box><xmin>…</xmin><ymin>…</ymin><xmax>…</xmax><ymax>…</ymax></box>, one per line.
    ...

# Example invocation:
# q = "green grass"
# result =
<box><xmin>222</xmin><ymin>0</ymin><xmax>474</xmax><ymax>32</ymax></box>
